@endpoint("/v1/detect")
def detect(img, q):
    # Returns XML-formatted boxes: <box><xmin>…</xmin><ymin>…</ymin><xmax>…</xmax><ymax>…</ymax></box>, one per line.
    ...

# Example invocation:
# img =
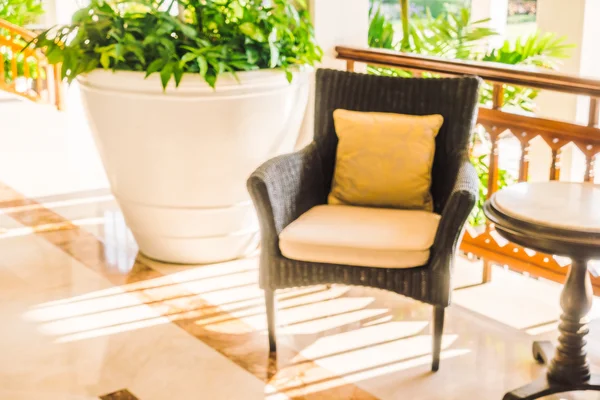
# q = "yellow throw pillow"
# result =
<box><xmin>328</xmin><ymin>109</ymin><xmax>444</xmax><ymax>211</ymax></box>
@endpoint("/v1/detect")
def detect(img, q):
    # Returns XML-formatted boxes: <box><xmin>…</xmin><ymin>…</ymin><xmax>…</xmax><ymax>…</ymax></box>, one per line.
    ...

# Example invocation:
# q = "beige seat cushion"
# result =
<box><xmin>279</xmin><ymin>205</ymin><xmax>441</xmax><ymax>269</ymax></box>
<box><xmin>328</xmin><ymin>109</ymin><xmax>444</xmax><ymax>211</ymax></box>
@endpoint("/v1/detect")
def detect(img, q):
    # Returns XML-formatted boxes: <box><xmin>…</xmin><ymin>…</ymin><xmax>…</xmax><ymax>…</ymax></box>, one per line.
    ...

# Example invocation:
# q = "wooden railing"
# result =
<box><xmin>336</xmin><ymin>46</ymin><xmax>600</xmax><ymax>294</ymax></box>
<box><xmin>0</xmin><ymin>19</ymin><xmax>63</xmax><ymax>109</ymax></box>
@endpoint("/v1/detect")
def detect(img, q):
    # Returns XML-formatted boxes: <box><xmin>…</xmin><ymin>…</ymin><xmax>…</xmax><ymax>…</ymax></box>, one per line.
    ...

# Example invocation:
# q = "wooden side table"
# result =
<box><xmin>484</xmin><ymin>182</ymin><xmax>600</xmax><ymax>400</ymax></box>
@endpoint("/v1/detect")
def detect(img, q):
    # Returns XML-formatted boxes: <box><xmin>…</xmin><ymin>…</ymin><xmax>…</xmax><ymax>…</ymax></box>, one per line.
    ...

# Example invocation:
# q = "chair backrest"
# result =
<box><xmin>313</xmin><ymin>69</ymin><xmax>481</xmax><ymax>213</ymax></box>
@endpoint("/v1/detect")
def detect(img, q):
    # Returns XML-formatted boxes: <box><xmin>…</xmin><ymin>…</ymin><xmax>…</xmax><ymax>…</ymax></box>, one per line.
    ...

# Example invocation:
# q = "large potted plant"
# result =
<box><xmin>33</xmin><ymin>0</ymin><xmax>322</xmax><ymax>264</ymax></box>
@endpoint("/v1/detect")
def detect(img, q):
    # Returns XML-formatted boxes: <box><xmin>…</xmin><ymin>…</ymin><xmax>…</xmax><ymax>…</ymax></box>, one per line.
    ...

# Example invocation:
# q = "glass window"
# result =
<box><xmin>507</xmin><ymin>0</ymin><xmax>537</xmax><ymax>25</ymax></box>
<box><xmin>506</xmin><ymin>0</ymin><xmax>537</xmax><ymax>41</ymax></box>
<box><xmin>372</xmin><ymin>0</ymin><xmax>472</xmax><ymax>21</ymax></box>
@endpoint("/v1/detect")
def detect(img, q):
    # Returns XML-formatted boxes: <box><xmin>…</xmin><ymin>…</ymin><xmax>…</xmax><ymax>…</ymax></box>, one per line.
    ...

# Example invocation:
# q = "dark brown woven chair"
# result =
<box><xmin>247</xmin><ymin>69</ymin><xmax>481</xmax><ymax>371</ymax></box>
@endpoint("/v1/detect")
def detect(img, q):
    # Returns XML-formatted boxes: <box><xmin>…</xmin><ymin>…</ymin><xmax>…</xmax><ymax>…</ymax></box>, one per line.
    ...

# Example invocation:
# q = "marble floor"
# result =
<box><xmin>3</xmin><ymin>92</ymin><xmax>600</xmax><ymax>399</ymax></box>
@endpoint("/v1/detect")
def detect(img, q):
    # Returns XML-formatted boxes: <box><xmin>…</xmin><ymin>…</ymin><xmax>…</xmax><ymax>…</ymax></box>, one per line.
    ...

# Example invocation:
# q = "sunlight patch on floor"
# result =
<box><xmin>298</xmin><ymin>321</ymin><xmax>430</xmax><ymax>361</ymax></box>
<box><xmin>455</xmin><ymin>266</ymin><xmax>559</xmax><ymax>330</ymax></box>
<box><xmin>0</xmin><ymin>217</ymin><xmax>105</xmax><ymax>239</ymax></box>
<box><xmin>0</xmin><ymin>194</ymin><xmax>114</xmax><ymax>215</ymax></box>
<box><xmin>202</xmin><ymin>296</ymin><xmax>384</xmax><ymax>335</ymax></box>
<box><xmin>299</xmin><ymin>334</ymin><xmax>458</xmax><ymax>376</ymax></box>
<box><xmin>269</xmin><ymin>333</ymin><xmax>467</xmax><ymax>399</ymax></box>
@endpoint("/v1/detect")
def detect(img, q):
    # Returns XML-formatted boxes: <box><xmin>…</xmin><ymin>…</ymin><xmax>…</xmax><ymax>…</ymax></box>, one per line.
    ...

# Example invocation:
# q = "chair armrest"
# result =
<box><xmin>429</xmin><ymin>159</ymin><xmax>478</xmax><ymax>293</ymax></box>
<box><xmin>247</xmin><ymin>142</ymin><xmax>326</xmax><ymax>256</ymax></box>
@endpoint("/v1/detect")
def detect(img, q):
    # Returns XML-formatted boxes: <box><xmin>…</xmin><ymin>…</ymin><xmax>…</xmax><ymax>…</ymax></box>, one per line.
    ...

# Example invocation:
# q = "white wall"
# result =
<box><xmin>41</xmin><ymin>0</ymin><xmax>86</xmax><ymax>25</ymax></box>
<box><xmin>309</xmin><ymin>0</ymin><xmax>369</xmax><ymax>69</ymax></box>
<box><xmin>470</xmin><ymin>0</ymin><xmax>508</xmax><ymax>47</ymax></box>
<box><xmin>535</xmin><ymin>0</ymin><xmax>586</xmax><ymax>123</ymax></box>
<box><xmin>533</xmin><ymin>0</ymin><xmax>600</xmax><ymax>181</ymax></box>
<box><xmin>296</xmin><ymin>0</ymin><xmax>370</xmax><ymax>148</ymax></box>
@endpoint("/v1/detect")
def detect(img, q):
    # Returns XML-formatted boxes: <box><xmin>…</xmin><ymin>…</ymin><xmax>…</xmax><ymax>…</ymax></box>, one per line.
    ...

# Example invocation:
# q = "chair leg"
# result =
<box><xmin>432</xmin><ymin>305</ymin><xmax>445</xmax><ymax>372</ymax></box>
<box><xmin>265</xmin><ymin>289</ymin><xmax>277</xmax><ymax>353</ymax></box>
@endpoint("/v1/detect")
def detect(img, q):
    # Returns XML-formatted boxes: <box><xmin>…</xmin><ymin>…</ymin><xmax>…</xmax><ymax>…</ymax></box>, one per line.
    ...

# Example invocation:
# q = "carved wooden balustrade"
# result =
<box><xmin>0</xmin><ymin>18</ymin><xmax>63</xmax><ymax>109</ymax></box>
<box><xmin>336</xmin><ymin>46</ymin><xmax>600</xmax><ymax>294</ymax></box>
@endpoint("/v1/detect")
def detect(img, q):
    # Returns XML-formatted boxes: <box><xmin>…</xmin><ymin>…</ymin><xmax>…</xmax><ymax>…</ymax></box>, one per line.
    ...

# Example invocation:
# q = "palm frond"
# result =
<box><xmin>368</xmin><ymin>2</ymin><xmax>396</xmax><ymax>49</ymax></box>
<box><xmin>482</xmin><ymin>31</ymin><xmax>574</xmax><ymax>69</ymax></box>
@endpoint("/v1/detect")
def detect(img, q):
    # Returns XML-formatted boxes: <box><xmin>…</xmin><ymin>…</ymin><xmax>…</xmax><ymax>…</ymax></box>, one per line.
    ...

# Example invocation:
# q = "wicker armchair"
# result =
<box><xmin>247</xmin><ymin>69</ymin><xmax>481</xmax><ymax>371</ymax></box>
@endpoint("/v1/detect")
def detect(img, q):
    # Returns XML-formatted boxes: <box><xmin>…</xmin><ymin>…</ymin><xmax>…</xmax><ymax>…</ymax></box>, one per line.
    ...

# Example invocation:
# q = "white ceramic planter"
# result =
<box><xmin>78</xmin><ymin>68</ymin><xmax>310</xmax><ymax>264</ymax></box>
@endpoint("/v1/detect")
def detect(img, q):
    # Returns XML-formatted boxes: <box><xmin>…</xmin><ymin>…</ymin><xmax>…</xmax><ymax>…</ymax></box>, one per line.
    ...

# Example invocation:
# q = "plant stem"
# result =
<box><xmin>400</xmin><ymin>0</ymin><xmax>410</xmax><ymax>51</ymax></box>
<box><xmin>195</xmin><ymin>5</ymin><xmax>203</xmax><ymax>33</ymax></box>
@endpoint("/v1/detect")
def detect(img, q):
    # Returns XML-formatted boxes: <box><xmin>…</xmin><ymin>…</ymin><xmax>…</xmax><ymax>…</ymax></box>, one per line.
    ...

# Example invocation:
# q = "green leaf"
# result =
<box><xmin>205</xmin><ymin>73</ymin><xmax>217</xmax><ymax>88</ymax></box>
<box><xmin>173</xmin><ymin>64</ymin><xmax>183</xmax><ymax>87</ymax></box>
<box><xmin>159</xmin><ymin>38</ymin><xmax>176</xmax><ymax>54</ymax></box>
<box><xmin>100</xmin><ymin>52</ymin><xmax>111</xmax><ymax>69</ymax></box>
<box><xmin>28</xmin><ymin>0</ymin><xmax>323</xmax><ymax>88</ymax></box>
<box><xmin>239</xmin><ymin>22</ymin><xmax>267</xmax><ymax>42</ymax></box>
<box><xmin>246</xmin><ymin>48</ymin><xmax>259</xmax><ymax>64</ymax></box>
<box><xmin>72</xmin><ymin>7</ymin><xmax>90</xmax><ymax>23</ymax></box>
<box><xmin>174</xmin><ymin>20</ymin><xmax>197</xmax><ymax>38</ymax></box>
<box><xmin>294</xmin><ymin>0</ymin><xmax>307</xmax><ymax>9</ymax></box>
<box><xmin>160</xmin><ymin>63</ymin><xmax>173</xmax><ymax>89</ymax></box>
<box><xmin>127</xmin><ymin>45</ymin><xmax>146</xmax><ymax>64</ymax></box>
<box><xmin>229</xmin><ymin>61</ymin><xmax>257</xmax><ymax>70</ymax></box>
<box><xmin>115</xmin><ymin>43</ymin><xmax>124</xmax><ymax>58</ymax></box>
<box><xmin>146</xmin><ymin>59</ymin><xmax>165</xmax><ymax>77</ymax></box>
<box><xmin>269</xmin><ymin>45</ymin><xmax>280</xmax><ymax>68</ymax></box>
<box><xmin>45</xmin><ymin>46</ymin><xmax>63</xmax><ymax>64</ymax></box>
<box><xmin>180</xmin><ymin>52</ymin><xmax>198</xmax><ymax>66</ymax></box>
<box><xmin>197</xmin><ymin>56</ymin><xmax>208</xmax><ymax>77</ymax></box>
<box><xmin>142</xmin><ymin>35</ymin><xmax>159</xmax><ymax>46</ymax></box>
<box><xmin>268</xmin><ymin>28</ymin><xmax>280</xmax><ymax>68</ymax></box>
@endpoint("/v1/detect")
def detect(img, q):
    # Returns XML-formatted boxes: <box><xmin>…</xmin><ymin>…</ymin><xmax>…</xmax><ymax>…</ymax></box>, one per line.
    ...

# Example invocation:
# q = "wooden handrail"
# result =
<box><xmin>478</xmin><ymin>108</ymin><xmax>600</xmax><ymax>144</ymax></box>
<box><xmin>0</xmin><ymin>18</ymin><xmax>63</xmax><ymax>110</ymax></box>
<box><xmin>0</xmin><ymin>37</ymin><xmax>40</xmax><ymax>57</ymax></box>
<box><xmin>336</xmin><ymin>46</ymin><xmax>600</xmax><ymax>97</ymax></box>
<box><xmin>0</xmin><ymin>19</ymin><xmax>37</xmax><ymax>41</ymax></box>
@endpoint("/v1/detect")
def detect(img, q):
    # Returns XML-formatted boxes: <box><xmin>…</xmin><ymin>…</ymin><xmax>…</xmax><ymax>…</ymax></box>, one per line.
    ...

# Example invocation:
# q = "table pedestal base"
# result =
<box><xmin>503</xmin><ymin>260</ymin><xmax>600</xmax><ymax>400</ymax></box>
<box><xmin>503</xmin><ymin>374</ymin><xmax>600</xmax><ymax>400</ymax></box>
<box><xmin>504</xmin><ymin>341</ymin><xmax>600</xmax><ymax>399</ymax></box>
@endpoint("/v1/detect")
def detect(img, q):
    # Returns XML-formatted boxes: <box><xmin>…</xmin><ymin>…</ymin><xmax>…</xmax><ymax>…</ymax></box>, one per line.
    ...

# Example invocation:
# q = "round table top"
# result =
<box><xmin>492</xmin><ymin>182</ymin><xmax>600</xmax><ymax>234</ymax></box>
